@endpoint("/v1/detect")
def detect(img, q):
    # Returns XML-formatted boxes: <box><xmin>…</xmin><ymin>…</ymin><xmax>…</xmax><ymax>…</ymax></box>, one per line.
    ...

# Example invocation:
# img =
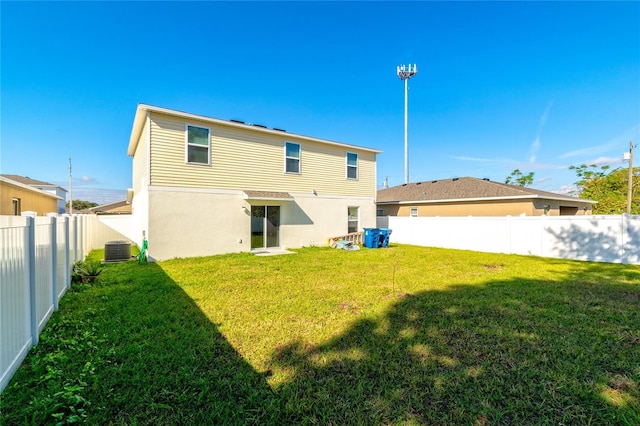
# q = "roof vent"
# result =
<box><xmin>252</xmin><ymin>123</ymin><xmax>267</xmax><ymax>128</ymax></box>
<box><xmin>452</xmin><ymin>177</ymin><xmax>459</xmax><ymax>181</ymax></box>
<box><xmin>483</xmin><ymin>178</ymin><xmax>490</xmax><ymax>181</ymax></box>
<box><xmin>432</xmin><ymin>180</ymin><xmax>438</xmax><ymax>183</ymax></box>
<box><xmin>104</xmin><ymin>240</ymin><xmax>131</xmax><ymax>262</ymax></box>
<box><xmin>230</xmin><ymin>119</ymin><xmax>245</xmax><ymax>124</ymax></box>
<box><xmin>273</xmin><ymin>128</ymin><xmax>287</xmax><ymax>132</ymax></box>
<box><xmin>416</xmin><ymin>182</ymin><xmax>422</xmax><ymax>185</ymax></box>
<box><xmin>402</xmin><ymin>184</ymin><xmax>407</xmax><ymax>186</ymax></box>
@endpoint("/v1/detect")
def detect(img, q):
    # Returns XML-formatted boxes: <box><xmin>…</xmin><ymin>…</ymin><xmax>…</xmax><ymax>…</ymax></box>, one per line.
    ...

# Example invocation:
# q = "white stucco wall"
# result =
<box><xmin>282</xmin><ymin>192</ymin><xmax>377</xmax><ymax>247</ymax></box>
<box><xmin>144</xmin><ymin>186</ymin><xmax>376</xmax><ymax>261</ymax></box>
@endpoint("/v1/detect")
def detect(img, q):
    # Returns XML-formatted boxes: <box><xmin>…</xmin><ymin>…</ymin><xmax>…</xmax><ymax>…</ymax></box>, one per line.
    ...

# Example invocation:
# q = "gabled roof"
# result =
<box><xmin>1</xmin><ymin>174</ymin><xmax>67</xmax><ymax>192</ymax></box>
<box><xmin>0</xmin><ymin>175</ymin><xmax>63</xmax><ymax>200</ymax></box>
<box><xmin>127</xmin><ymin>103</ymin><xmax>382</xmax><ymax>157</ymax></box>
<box><xmin>377</xmin><ymin>177</ymin><xmax>596</xmax><ymax>205</ymax></box>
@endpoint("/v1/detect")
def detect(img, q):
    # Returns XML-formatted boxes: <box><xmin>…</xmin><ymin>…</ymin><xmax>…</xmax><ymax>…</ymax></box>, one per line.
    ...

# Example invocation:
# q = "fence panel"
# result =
<box><xmin>56</xmin><ymin>216</ymin><xmax>70</xmax><ymax>301</ymax></box>
<box><xmin>1</xmin><ymin>213</ymin><xmax>136</xmax><ymax>393</ymax></box>
<box><xmin>379</xmin><ymin>214</ymin><xmax>640</xmax><ymax>265</ymax></box>
<box><xmin>34</xmin><ymin>217</ymin><xmax>55</xmax><ymax>334</ymax></box>
<box><xmin>0</xmin><ymin>216</ymin><xmax>33</xmax><ymax>393</ymax></box>
<box><xmin>624</xmin><ymin>215</ymin><xmax>640</xmax><ymax>264</ymax></box>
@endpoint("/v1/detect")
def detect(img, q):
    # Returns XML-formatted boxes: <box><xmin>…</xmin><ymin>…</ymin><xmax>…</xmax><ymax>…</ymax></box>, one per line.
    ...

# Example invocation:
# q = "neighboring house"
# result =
<box><xmin>78</xmin><ymin>200</ymin><xmax>132</xmax><ymax>215</ymax></box>
<box><xmin>127</xmin><ymin>104</ymin><xmax>381</xmax><ymax>261</ymax></box>
<box><xmin>377</xmin><ymin>177</ymin><xmax>596</xmax><ymax>217</ymax></box>
<box><xmin>1</xmin><ymin>174</ymin><xmax>68</xmax><ymax>214</ymax></box>
<box><xmin>0</xmin><ymin>175</ymin><xmax>62</xmax><ymax>216</ymax></box>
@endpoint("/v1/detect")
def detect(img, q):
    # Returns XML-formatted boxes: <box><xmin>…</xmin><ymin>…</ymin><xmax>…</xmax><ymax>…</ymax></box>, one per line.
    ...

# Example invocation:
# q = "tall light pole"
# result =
<box><xmin>397</xmin><ymin>64</ymin><xmax>417</xmax><ymax>184</ymax></box>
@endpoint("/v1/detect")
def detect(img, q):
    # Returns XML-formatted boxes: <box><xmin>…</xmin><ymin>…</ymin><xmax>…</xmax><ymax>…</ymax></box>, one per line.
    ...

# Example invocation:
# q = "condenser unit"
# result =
<box><xmin>104</xmin><ymin>240</ymin><xmax>131</xmax><ymax>262</ymax></box>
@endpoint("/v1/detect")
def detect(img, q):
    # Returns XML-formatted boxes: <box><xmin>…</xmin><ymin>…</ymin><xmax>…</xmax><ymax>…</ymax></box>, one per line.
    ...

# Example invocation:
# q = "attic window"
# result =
<box><xmin>186</xmin><ymin>125</ymin><xmax>210</xmax><ymax>165</ymax></box>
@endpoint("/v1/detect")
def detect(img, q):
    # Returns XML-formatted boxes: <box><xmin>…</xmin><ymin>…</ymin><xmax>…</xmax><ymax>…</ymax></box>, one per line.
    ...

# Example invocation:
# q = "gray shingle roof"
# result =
<box><xmin>377</xmin><ymin>177</ymin><xmax>595</xmax><ymax>204</ymax></box>
<box><xmin>1</xmin><ymin>174</ymin><xmax>55</xmax><ymax>187</ymax></box>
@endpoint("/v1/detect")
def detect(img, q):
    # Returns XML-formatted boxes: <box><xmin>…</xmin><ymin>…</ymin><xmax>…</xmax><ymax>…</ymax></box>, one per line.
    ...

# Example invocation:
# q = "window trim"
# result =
<box><xmin>12</xmin><ymin>198</ymin><xmax>20</xmax><ymax>216</ymax></box>
<box><xmin>185</xmin><ymin>123</ymin><xmax>211</xmax><ymax>166</ymax></box>
<box><xmin>348</xmin><ymin>206</ymin><xmax>359</xmax><ymax>233</ymax></box>
<box><xmin>346</xmin><ymin>152</ymin><xmax>358</xmax><ymax>180</ymax></box>
<box><xmin>410</xmin><ymin>207</ymin><xmax>418</xmax><ymax>217</ymax></box>
<box><xmin>284</xmin><ymin>141</ymin><xmax>301</xmax><ymax>174</ymax></box>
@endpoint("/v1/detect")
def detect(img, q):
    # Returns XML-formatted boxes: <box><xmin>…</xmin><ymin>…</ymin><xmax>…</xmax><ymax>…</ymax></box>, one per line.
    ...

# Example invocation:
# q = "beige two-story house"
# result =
<box><xmin>127</xmin><ymin>104</ymin><xmax>381</xmax><ymax>261</ymax></box>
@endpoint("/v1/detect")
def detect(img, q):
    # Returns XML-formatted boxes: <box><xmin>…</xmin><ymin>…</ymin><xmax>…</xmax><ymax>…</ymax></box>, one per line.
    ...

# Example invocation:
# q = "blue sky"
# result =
<box><xmin>2</xmin><ymin>1</ymin><xmax>639</xmax><ymax>204</ymax></box>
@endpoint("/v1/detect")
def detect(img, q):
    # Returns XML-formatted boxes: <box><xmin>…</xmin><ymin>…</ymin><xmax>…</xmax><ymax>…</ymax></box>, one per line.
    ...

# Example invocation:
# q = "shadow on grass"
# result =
<box><xmin>2</xmin><ymin>255</ymin><xmax>639</xmax><ymax>425</ymax></box>
<box><xmin>271</xmin><ymin>265</ymin><xmax>640</xmax><ymax>424</ymax></box>
<box><xmin>1</xmin><ymin>262</ymin><xmax>278</xmax><ymax>425</ymax></box>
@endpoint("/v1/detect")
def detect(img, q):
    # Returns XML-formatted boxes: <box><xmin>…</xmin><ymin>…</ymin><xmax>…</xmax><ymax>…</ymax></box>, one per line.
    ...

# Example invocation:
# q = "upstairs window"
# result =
<box><xmin>285</xmin><ymin>142</ymin><xmax>300</xmax><ymax>174</ymax></box>
<box><xmin>186</xmin><ymin>125</ymin><xmax>210</xmax><ymax>165</ymax></box>
<box><xmin>346</xmin><ymin>152</ymin><xmax>358</xmax><ymax>179</ymax></box>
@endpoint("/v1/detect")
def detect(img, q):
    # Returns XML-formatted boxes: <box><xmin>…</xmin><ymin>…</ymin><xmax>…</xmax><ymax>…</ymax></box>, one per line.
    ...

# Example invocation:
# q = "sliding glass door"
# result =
<box><xmin>251</xmin><ymin>206</ymin><xmax>280</xmax><ymax>249</ymax></box>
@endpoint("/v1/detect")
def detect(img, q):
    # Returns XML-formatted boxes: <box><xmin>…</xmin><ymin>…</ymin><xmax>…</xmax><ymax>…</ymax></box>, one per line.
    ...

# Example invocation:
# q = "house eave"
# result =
<box><xmin>0</xmin><ymin>176</ymin><xmax>63</xmax><ymax>200</ymax></box>
<box><xmin>377</xmin><ymin>194</ymin><xmax>597</xmax><ymax>205</ymax></box>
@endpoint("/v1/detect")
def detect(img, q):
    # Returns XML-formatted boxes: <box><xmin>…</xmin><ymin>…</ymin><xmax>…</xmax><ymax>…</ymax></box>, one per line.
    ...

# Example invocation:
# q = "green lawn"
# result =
<box><xmin>1</xmin><ymin>245</ymin><xmax>639</xmax><ymax>425</ymax></box>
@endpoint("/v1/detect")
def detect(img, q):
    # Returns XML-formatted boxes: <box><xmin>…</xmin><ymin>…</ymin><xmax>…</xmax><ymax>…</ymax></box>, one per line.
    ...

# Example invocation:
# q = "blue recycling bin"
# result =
<box><xmin>363</xmin><ymin>228</ymin><xmax>380</xmax><ymax>249</ymax></box>
<box><xmin>378</xmin><ymin>228</ymin><xmax>392</xmax><ymax>248</ymax></box>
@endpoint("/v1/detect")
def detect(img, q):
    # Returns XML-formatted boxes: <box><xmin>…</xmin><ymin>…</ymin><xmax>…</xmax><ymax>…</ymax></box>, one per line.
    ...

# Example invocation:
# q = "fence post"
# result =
<box><xmin>50</xmin><ymin>215</ymin><xmax>58</xmax><ymax>311</ymax></box>
<box><xmin>64</xmin><ymin>216</ymin><xmax>71</xmax><ymax>289</ymax></box>
<box><xmin>621</xmin><ymin>214</ymin><xmax>628</xmax><ymax>264</ymax></box>
<box><xmin>26</xmin><ymin>216</ymin><xmax>38</xmax><ymax>346</ymax></box>
<box><xmin>506</xmin><ymin>215</ymin><xmax>512</xmax><ymax>254</ymax></box>
<box><xmin>72</xmin><ymin>215</ymin><xmax>78</xmax><ymax>263</ymax></box>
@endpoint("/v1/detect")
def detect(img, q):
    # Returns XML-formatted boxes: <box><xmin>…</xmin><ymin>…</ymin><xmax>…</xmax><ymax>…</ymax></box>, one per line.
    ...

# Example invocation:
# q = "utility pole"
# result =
<box><xmin>397</xmin><ymin>64</ymin><xmax>418</xmax><ymax>184</ymax></box>
<box><xmin>625</xmin><ymin>141</ymin><xmax>634</xmax><ymax>214</ymax></box>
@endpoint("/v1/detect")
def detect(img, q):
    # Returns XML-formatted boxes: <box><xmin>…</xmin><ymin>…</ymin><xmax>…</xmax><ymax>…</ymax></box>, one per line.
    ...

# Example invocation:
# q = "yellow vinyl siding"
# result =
<box><xmin>148</xmin><ymin>113</ymin><xmax>376</xmax><ymax>197</ymax></box>
<box><xmin>132</xmin><ymin>118</ymin><xmax>149</xmax><ymax>194</ymax></box>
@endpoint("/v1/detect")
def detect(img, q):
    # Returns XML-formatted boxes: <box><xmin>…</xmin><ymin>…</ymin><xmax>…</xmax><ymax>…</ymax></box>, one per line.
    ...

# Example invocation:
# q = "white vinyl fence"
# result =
<box><xmin>1</xmin><ymin>214</ymin><xmax>134</xmax><ymax>393</ymax></box>
<box><xmin>378</xmin><ymin>214</ymin><xmax>640</xmax><ymax>265</ymax></box>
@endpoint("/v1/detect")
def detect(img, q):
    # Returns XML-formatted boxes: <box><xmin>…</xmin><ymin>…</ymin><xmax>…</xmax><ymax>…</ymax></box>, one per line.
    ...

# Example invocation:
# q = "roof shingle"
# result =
<box><xmin>377</xmin><ymin>177</ymin><xmax>595</xmax><ymax>204</ymax></box>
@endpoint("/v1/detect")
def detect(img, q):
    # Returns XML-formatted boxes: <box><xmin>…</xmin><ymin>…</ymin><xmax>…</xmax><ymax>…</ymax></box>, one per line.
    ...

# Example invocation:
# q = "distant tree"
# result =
<box><xmin>505</xmin><ymin>169</ymin><xmax>535</xmax><ymax>187</ymax></box>
<box><xmin>569</xmin><ymin>164</ymin><xmax>640</xmax><ymax>214</ymax></box>
<box><xmin>66</xmin><ymin>200</ymin><xmax>99</xmax><ymax>211</ymax></box>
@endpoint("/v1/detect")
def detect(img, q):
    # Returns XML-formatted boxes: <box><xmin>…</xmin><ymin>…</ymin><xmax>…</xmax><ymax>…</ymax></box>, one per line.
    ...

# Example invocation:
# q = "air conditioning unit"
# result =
<box><xmin>104</xmin><ymin>240</ymin><xmax>131</xmax><ymax>262</ymax></box>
